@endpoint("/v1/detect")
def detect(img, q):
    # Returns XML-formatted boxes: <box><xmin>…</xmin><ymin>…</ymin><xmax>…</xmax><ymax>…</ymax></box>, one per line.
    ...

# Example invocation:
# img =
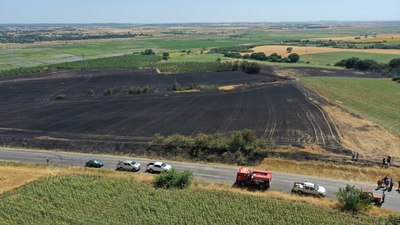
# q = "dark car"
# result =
<box><xmin>85</xmin><ymin>159</ymin><xmax>104</xmax><ymax>168</ymax></box>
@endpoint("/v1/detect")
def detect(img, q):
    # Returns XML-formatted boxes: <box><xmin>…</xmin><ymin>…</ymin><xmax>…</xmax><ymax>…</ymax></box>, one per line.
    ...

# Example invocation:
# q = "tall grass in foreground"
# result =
<box><xmin>0</xmin><ymin>175</ymin><xmax>387</xmax><ymax>224</ymax></box>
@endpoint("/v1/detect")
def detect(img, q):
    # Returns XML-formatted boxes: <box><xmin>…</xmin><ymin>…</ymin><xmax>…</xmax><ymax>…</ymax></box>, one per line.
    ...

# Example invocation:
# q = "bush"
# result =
<box><xmin>162</xmin><ymin>52</ymin><xmax>169</xmax><ymax>60</ymax></box>
<box><xmin>141</xmin><ymin>49</ymin><xmax>155</xmax><ymax>55</ymax></box>
<box><xmin>336</xmin><ymin>184</ymin><xmax>373</xmax><ymax>215</ymax></box>
<box><xmin>86</xmin><ymin>89</ymin><xmax>95</xmax><ymax>96</ymax></box>
<box><xmin>153</xmin><ymin>169</ymin><xmax>194</xmax><ymax>189</ymax></box>
<box><xmin>55</xmin><ymin>94</ymin><xmax>66</xmax><ymax>100</ymax></box>
<box><xmin>104</xmin><ymin>87</ymin><xmax>117</xmax><ymax>95</ymax></box>
<box><xmin>392</xmin><ymin>76</ymin><xmax>400</xmax><ymax>81</ymax></box>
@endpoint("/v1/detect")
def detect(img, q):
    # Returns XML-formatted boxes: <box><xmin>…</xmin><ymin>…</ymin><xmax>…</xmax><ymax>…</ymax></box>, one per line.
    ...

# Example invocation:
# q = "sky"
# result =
<box><xmin>0</xmin><ymin>0</ymin><xmax>399</xmax><ymax>23</ymax></box>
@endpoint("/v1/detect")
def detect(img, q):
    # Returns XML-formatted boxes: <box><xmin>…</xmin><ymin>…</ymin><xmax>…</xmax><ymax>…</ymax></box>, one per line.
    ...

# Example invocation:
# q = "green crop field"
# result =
<box><xmin>0</xmin><ymin>175</ymin><xmax>387</xmax><ymax>224</ymax></box>
<box><xmin>301</xmin><ymin>52</ymin><xmax>400</xmax><ymax>66</ymax></box>
<box><xmin>301</xmin><ymin>77</ymin><xmax>400</xmax><ymax>136</ymax></box>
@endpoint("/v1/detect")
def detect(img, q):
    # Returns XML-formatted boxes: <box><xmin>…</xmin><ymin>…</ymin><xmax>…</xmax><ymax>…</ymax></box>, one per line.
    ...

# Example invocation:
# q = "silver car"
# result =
<box><xmin>291</xmin><ymin>181</ymin><xmax>327</xmax><ymax>197</ymax></box>
<box><xmin>116</xmin><ymin>160</ymin><xmax>141</xmax><ymax>172</ymax></box>
<box><xmin>146</xmin><ymin>161</ymin><xmax>172</xmax><ymax>173</ymax></box>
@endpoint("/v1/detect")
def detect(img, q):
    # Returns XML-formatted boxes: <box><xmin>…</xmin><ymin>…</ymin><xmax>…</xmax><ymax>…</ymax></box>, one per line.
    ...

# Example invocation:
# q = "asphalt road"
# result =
<box><xmin>1</xmin><ymin>147</ymin><xmax>399</xmax><ymax>211</ymax></box>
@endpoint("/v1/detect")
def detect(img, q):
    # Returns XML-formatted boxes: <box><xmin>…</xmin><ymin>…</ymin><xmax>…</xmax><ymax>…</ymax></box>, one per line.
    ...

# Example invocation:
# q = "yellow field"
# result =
<box><xmin>251</xmin><ymin>45</ymin><xmax>400</xmax><ymax>57</ymax></box>
<box><xmin>313</xmin><ymin>34</ymin><xmax>400</xmax><ymax>43</ymax></box>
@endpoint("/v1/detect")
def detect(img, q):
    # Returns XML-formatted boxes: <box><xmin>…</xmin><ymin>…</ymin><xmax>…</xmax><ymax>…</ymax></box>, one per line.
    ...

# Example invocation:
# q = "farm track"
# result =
<box><xmin>0</xmin><ymin>69</ymin><xmax>341</xmax><ymax>149</ymax></box>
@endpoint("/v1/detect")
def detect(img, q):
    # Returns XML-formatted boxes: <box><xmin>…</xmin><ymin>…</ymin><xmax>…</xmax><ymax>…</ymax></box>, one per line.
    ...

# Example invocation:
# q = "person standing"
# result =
<box><xmin>387</xmin><ymin>156</ymin><xmax>391</xmax><ymax>167</ymax></box>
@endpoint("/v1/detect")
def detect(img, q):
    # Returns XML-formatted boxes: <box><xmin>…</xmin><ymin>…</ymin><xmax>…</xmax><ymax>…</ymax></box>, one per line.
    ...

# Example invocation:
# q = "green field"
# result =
<box><xmin>301</xmin><ymin>77</ymin><xmax>400</xmax><ymax>136</ymax></box>
<box><xmin>301</xmin><ymin>52</ymin><xmax>400</xmax><ymax>66</ymax></box>
<box><xmin>0</xmin><ymin>175</ymin><xmax>387</xmax><ymax>224</ymax></box>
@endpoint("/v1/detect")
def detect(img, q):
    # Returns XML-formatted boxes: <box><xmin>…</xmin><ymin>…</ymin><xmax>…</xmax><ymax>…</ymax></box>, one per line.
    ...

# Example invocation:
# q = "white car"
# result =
<box><xmin>291</xmin><ymin>181</ymin><xmax>327</xmax><ymax>197</ymax></box>
<box><xmin>146</xmin><ymin>161</ymin><xmax>172</xmax><ymax>173</ymax></box>
<box><xmin>116</xmin><ymin>160</ymin><xmax>141</xmax><ymax>172</ymax></box>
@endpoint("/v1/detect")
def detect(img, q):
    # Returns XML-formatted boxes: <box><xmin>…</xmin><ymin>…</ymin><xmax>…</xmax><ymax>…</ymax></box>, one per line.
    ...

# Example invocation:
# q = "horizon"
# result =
<box><xmin>1</xmin><ymin>0</ymin><xmax>399</xmax><ymax>24</ymax></box>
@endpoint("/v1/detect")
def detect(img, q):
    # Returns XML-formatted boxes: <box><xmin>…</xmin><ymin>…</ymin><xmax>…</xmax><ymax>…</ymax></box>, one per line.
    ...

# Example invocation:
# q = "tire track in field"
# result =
<box><xmin>221</xmin><ymin>91</ymin><xmax>245</xmax><ymax>133</ymax></box>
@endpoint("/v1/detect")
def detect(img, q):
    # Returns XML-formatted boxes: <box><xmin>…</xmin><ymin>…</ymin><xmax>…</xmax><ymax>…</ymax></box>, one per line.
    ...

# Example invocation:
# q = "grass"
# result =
<box><xmin>301</xmin><ymin>52</ymin><xmax>400</xmax><ymax>66</ymax></box>
<box><xmin>0</xmin><ymin>173</ymin><xmax>389</xmax><ymax>224</ymax></box>
<box><xmin>300</xmin><ymin>77</ymin><xmax>400</xmax><ymax>136</ymax></box>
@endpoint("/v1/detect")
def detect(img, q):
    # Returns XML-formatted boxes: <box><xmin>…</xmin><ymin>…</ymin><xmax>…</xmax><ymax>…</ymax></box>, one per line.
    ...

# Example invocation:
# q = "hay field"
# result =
<box><xmin>313</xmin><ymin>34</ymin><xmax>400</xmax><ymax>42</ymax></box>
<box><xmin>252</xmin><ymin>45</ymin><xmax>400</xmax><ymax>57</ymax></box>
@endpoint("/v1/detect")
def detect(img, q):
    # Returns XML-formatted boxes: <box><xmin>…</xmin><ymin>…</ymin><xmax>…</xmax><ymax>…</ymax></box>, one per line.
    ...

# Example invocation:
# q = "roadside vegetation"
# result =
<box><xmin>0</xmin><ymin>173</ymin><xmax>389</xmax><ymax>224</ymax></box>
<box><xmin>301</xmin><ymin>77</ymin><xmax>400</xmax><ymax>136</ymax></box>
<box><xmin>151</xmin><ymin>129</ymin><xmax>265</xmax><ymax>165</ymax></box>
<box><xmin>153</xmin><ymin>169</ymin><xmax>193</xmax><ymax>189</ymax></box>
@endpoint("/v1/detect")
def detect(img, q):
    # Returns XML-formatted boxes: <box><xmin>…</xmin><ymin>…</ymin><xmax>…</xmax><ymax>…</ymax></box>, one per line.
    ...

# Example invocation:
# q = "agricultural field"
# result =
<box><xmin>0</xmin><ymin>175</ymin><xmax>387</xmax><ymax>224</ymax></box>
<box><xmin>301</xmin><ymin>77</ymin><xmax>400</xmax><ymax>136</ymax></box>
<box><xmin>0</xmin><ymin>69</ymin><xmax>341</xmax><ymax>151</ymax></box>
<box><xmin>301</xmin><ymin>52</ymin><xmax>400</xmax><ymax>66</ymax></box>
<box><xmin>1</xmin><ymin>23</ymin><xmax>400</xmax><ymax>71</ymax></box>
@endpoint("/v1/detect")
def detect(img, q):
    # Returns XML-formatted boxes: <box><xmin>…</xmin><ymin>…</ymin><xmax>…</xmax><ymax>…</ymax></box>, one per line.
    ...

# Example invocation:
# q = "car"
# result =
<box><xmin>85</xmin><ymin>159</ymin><xmax>104</xmax><ymax>168</ymax></box>
<box><xmin>291</xmin><ymin>181</ymin><xmax>327</xmax><ymax>197</ymax></box>
<box><xmin>116</xmin><ymin>160</ymin><xmax>141</xmax><ymax>172</ymax></box>
<box><xmin>146</xmin><ymin>161</ymin><xmax>172</xmax><ymax>173</ymax></box>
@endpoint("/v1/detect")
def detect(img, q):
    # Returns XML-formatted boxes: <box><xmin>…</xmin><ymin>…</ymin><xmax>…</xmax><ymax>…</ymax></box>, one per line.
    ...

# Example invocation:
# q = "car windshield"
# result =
<box><xmin>314</xmin><ymin>185</ymin><xmax>320</xmax><ymax>190</ymax></box>
<box><xmin>161</xmin><ymin>163</ymin><xmax>166</xmax><ymax>167</ymax></box>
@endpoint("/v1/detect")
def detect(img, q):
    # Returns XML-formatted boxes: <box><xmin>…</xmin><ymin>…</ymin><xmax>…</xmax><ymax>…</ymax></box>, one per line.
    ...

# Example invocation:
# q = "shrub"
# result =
<box><xmin>141</xmin><ymin>49</ymin><xmax>155</xmax><ymax>55</ymax></box>
<box><xmin>55</xmin><ymin>94</ymin><xmax>66</xmax><ymax>100</ymax></box>
<box><xmin>153</xmin><ymin>169</ymin><xmax>194</xmax><ymax>189</ymax></box>
<box><xmin>162</xmin><ymin>52</ymin><xmax>169</xmax><ymax>60</ymax></box>
<box><xmin>392</xmin><ymin>76</ymin><xmax>400</xmax><ymax>81</ymax></box>
<box><xmin>104</xmin><ymin>87</ymin><xmax>117</xmax><ymax>95</ymax></box>
<box><xmin>336</xmin><ymin>184</ymin><xmax>373</xmax><ymax>215</ymax></box>
<box><xmin>86</xmin><ymin>89</ymin><xmax>95</xmax><ymax>96</ymax></box>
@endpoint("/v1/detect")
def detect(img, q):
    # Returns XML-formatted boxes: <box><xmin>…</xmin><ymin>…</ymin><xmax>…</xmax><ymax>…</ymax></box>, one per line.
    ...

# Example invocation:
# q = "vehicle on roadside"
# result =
<box><xmin>145</xmin><ymin>162</ymin><xmax>172</xmax><ymax>173</ymax></box>
<box><xmin>116</xmin><ymin>160</ymin><xmax>141</xmax><ymax>172</ymax></box>
<box><xmin>85</xmin><ymin>159</ymin><xmax>104</xmax><ymax>168</ymax></box>
<box><xmin>363</xmin><ymin>189</ymin><xmax>385</xmax><ymax>207</ymax></box>
<box><xmin>291</xmin><ymin>181</ymin><xmax>326</xmax><ymax>197</ymax></box>
<box><xmin>234</xmin><ymin>167</ymin><xmax>272</xmax><ymax>190</ymax></box>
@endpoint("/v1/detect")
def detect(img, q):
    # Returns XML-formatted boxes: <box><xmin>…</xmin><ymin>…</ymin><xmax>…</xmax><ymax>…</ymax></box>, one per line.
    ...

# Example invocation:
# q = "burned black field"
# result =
<box><xmin>0</xmin><ymin>69</ymin><xmax>341</xmax><ymax>149</ymax></box>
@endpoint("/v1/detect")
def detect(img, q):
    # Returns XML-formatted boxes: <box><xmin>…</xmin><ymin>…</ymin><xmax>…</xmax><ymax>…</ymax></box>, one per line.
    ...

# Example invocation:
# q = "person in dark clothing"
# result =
<box><xmin>387</xmin><ymin>156</ymin><xmax>391</xmax><ymax>167</ymax></box>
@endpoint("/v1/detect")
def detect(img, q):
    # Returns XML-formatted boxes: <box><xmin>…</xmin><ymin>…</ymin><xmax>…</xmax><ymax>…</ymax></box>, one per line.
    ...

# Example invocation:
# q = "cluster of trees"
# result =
<box><xmin>335</xmin><ymin>57</ymin><xmax>400</xmax><ymax>74</ymax></box>
<box><xmin>0</xmin><ymin>31</ymin><xmax>150</xmax><ymax>43</ymax></box>
<box><xmin>239</xmin><ymin>52</ymin><xmax>300</xmax><ymax>63</ymax></box>
<box><xmin>209</xmin><ymin>46</ymin><xmax>255</xmax><ymax>54</ymax></box>
<box><xmin>162</xmin><ymin>52</ymin><xmax>169</xmax><ymax>60</ymax></box>
<box><xmin>151</xmin><ymin>129</ymin><xmax>266</xmax><ymax>164</ymax></box>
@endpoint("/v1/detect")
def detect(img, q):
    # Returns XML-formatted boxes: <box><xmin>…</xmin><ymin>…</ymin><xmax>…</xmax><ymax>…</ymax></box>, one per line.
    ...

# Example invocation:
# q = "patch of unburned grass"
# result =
<box><xmin>300</xmin><ymin>77</ymin><xmax>400</xmax><ymax>136</ymax></box>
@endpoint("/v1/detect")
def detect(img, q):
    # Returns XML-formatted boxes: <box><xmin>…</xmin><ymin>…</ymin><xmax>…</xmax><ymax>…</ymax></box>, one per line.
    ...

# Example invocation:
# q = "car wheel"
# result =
<box><xmin>296</xmin><ymin>191</ymin><xmax>303</xmax><ymax>195</ymax></box>
<box><xmin>148</xmin><ymin>169</ymin><xmax>153</xmax><ymax>173</ymax></box>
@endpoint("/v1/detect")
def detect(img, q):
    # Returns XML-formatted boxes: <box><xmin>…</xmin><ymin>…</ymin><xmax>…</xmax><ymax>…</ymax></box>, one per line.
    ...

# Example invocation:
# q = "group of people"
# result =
<box><xmin>377</xmin><ymin>176</ymin><xmax>399</xmax><ymax>192</ymax></box>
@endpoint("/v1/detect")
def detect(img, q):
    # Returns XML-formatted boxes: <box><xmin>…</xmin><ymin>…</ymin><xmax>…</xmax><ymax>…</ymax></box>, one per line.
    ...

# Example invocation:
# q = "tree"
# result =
<box><xmin>336</xmin><ymin>184</ymin><xmax>373</xmax><ymax>215</ymax></box>
<box><xmin>287</xmin><ymin>53</ymin><xmax>300</xmax><ymax>63</ymax></box>
<box><xmin>354</xmin><ymin>59</ymin><xmax>379</xmax><ymax>71</ymax></box>
<box><xmin>162</xmin><ymin>52</ymin><xmax>170</xmax><ymax>60</ymax></box>
<box><xmin>388</xmin><ymin>58</ymin><xmax>400</xmax><ymax>69</ymax></box>
<box><xmin>216</xmin><ymin>58</ymin><xmax>222</xmax><ymax>63</ymax></box>
<box><xmin>286</xmin><ymin>47</ymin><xmax>293</xmax><ymax>53</ymax></box>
